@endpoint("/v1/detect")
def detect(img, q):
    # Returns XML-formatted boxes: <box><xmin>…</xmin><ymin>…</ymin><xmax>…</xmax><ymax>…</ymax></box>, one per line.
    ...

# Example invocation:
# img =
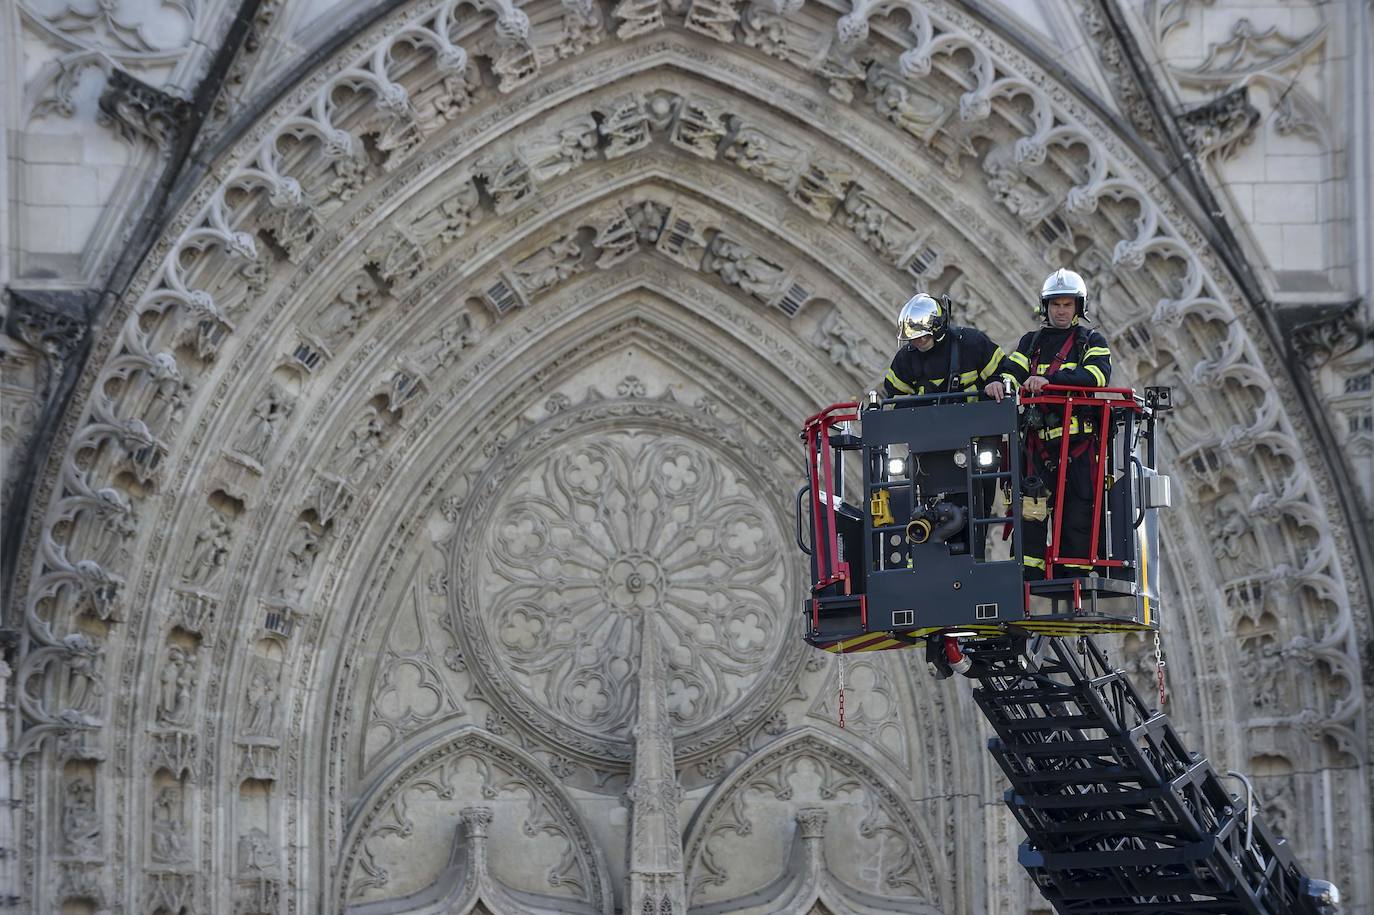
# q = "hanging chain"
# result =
<box><xmin>837</xmin><ymin>650</ymin><xmax>847</xmax><ymax>730</ymax></box>
<box><xmin>1154</xmin><ymin>631</ymin><xmax>1167</xmax><ymax>707</ymax></box>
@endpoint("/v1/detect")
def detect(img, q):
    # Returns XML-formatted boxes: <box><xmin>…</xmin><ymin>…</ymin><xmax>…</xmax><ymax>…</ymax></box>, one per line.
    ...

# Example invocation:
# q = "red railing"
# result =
<box><xmin>801</xmin><ymin>402</ymin><xmax>858</xmax><ymax>606</ymax></box>
<box><xmin>1019</xmin><ymin>384</ymin><xmax>1142</xmax><ymax>581</ymax></box>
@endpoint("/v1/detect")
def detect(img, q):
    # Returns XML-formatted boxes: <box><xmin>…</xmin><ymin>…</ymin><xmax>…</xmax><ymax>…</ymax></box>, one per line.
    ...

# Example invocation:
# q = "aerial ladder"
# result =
<box><xmin>797</xmin><ymin>386</ymin><xmax>1341</xmax><ymax>914</ymax></box>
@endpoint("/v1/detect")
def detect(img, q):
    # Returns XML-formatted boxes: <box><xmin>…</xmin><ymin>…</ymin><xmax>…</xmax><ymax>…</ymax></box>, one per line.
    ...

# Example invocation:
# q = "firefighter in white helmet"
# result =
<box><xmin>985</xmin><ymin>269</ymin><xmax>1112</xmax><ymax>580</ymax></box>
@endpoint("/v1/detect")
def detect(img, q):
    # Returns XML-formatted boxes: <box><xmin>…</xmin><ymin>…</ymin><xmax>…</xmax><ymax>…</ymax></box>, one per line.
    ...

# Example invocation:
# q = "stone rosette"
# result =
<box><xmin>452</xmin><ymin>398</ymin><xmax>805</xmax><ymax>766</ymax></box>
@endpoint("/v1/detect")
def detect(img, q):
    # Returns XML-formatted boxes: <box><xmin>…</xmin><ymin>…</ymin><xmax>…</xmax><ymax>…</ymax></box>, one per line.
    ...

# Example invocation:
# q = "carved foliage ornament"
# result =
<box><xmin>10</xmin><ymin>0</ymin><xmax>1368</xmax><ymax>906</ymax></box>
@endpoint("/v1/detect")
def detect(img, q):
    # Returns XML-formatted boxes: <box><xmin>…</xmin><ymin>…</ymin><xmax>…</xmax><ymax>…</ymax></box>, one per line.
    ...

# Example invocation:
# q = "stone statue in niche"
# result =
<box><xmin>233</xmin><ymin>383</ymin><xmax>293</xmax><ymax>462</ymax></box>
<box><xmin>331</xmin><ymin>415</ymin><xmax>387</xmax><ymax>483</ymax></box>
<box><xmin>813</xmin><ymin>308</ymin><xmax>872</xmax><ymax>377</ymax></box>
<box><xmin>182</xmin><ymin>515</ymin><xmax>233</xmax><ymax>588</ymax></box>
<box><xmin>704</xmin><ymin>237</ymin><xmax>785</xmax><ymax>300</ymax></box>
<box><xmin>313</xmin><ymin>273</ymin><xmax>380</xmax><ymax>347</ymax></box>
<box><xmin>405</xmin><ymin>311</ymin><xmax>475</xmax><ymax>375</ymax></box>
<box><xmin>243</xmin><ymin>670</ymin><xmax>280</xmax><ymax>737</ymax></box>
<box><xmin>514</xmin><ymin>235</ymin><xmax>584</xmax><ymax>294</ymax></box>
<box><xmin>150</xmin><ymin>785</ymin><xmax>188</xmax><ymax>864</ymax></box>
<box><xmin>61</xmin><ymin>775</ymin><xmax>100</xmax><ymax>857</ymax></box>
<box><xmin>87</xmin><ymin>487</ymin><xmax>137</xmax><ymax>569</ymax></box>
<box><xmin>63</xmin><ymin>633</ymin><xmax>104</xmax><ymax>723</ymax></box>
<box><xmin>725</xmin><ymin>125</ymin><xmax>804</xmax><ymax>188</ymax></box>
<box><xmin>868</xmin><ymin>66</ymin><xmax>946</xmax><ymax>141</ymax></box>
<box><xmin>528</xmin><ymin>115</ymin><xmax>600</xmax><ymax>181</ymax></box>
<box><xmin>842</xmin><ymin>190</ymin><xmax>911</xmax><ymax>263</ymax></box>
<box><xmin>122</xmin><ymin>352</ymin><xmax>187</xmax><ymax>443</ymax></box>
<box><xmin>156</xmin><ymin>645</ymin><xmax>197</xmax><ymax>729</ymax></box>
<box><xmin>268</xmin><ymin>521</ymin><xmax>321</xmax><ymax>605</ymax></box>
<box><xmin>238</xmin><ymin>828</ymin><xmax>279</xmax><ymax>875</ymax></box>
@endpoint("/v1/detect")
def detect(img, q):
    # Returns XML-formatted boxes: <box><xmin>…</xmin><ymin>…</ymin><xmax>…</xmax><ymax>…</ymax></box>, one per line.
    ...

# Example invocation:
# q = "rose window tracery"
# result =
<box><xmin>465</xmin><ymin>423</ymin><xmax>792</xmax><ymax>751</ymax></box>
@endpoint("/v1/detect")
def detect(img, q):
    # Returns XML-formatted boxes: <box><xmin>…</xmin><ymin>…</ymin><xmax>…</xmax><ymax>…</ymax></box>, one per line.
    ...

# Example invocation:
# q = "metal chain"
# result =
<box><xmin>837</xmin><ymin>650</ymin><xmax>847</xmax><ymax>730</ymax></box>
<box><xmin>1154</xmin><ymin>632</ymin><xmax>1167</xmax><ymax>707</ymax></box>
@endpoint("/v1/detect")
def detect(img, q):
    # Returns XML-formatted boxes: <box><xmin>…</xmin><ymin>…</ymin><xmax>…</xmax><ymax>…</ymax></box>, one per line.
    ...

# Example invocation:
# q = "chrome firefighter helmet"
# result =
<box><xmin>896</xmin><ymin>293</ymin><xmax>947</xmax><ymax>343</ymax></box>
<box><xmin>1039</xmin><ymin>268</ymin><xmax>1088</xmax><ymax>320</ymax></box>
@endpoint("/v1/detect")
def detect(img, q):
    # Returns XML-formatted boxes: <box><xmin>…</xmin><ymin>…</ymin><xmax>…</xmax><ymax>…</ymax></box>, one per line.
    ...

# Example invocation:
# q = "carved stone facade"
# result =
<box><xmin>2</xmin><ymin>0</ymin><xmax>1370</xmax><ymax>913</ymax></box>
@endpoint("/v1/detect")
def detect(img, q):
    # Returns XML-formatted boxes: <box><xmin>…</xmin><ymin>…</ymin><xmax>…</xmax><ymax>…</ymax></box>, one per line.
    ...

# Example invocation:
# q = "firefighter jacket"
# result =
<box><xmin>883</xmin><ymin>326</ymin><xmax>1007</xmax><ymax>400</ymax></box>
<box><xmin>999</xmin><ymin>323</ymin><xmax>1113</xmax><ymax>439</ymax></box>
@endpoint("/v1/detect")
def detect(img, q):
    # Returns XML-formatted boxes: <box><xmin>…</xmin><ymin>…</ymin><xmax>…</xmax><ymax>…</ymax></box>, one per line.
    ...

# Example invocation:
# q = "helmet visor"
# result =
<box><xmin>897</xmin><ymin>295</ymin><xmax>942</xmax><ymax>341</ymax></box>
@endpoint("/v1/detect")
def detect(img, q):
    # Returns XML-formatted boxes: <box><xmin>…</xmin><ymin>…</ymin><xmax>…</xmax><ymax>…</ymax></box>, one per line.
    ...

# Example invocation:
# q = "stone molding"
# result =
<box><xmin>8</xmin><ymin>0</ymin><xmax>1370</xmax><ymax>911</ymax></box>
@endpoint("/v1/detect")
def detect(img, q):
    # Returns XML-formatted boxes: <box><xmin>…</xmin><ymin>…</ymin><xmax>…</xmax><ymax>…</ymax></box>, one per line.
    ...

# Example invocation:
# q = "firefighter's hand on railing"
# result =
<box><xmin>984</xmin><ymin>380</ymin><xmax>1006</xmax><ymax>402</ymax></box>
<box><xmin>1023</xmin><ymin>375</ymin><xmax>1050</xmax><ymax>394</ymax></box>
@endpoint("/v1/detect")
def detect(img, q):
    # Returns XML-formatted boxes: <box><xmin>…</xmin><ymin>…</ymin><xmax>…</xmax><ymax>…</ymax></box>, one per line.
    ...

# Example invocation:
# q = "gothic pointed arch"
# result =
<box><xmin>9</xmin><ymin>0</ymin><xmax>1369</xmax><ymax>910</ymax></box>
<box><xmin>683</xmin><ymin>728</ymin><xmax>949</xmax><ymax>912</ymax></box>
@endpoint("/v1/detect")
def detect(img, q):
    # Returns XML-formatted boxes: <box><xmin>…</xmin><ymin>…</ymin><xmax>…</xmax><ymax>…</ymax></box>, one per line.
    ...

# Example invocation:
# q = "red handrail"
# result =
<box><xmin>1019</xmin><ymin>386</ymin><xmax>1141</xmax><ymax>579</ymax></box>
<box><xmin>802</xmin><ymin>403</ymin><xmax>858</xmax><ymax>595</ymax></box>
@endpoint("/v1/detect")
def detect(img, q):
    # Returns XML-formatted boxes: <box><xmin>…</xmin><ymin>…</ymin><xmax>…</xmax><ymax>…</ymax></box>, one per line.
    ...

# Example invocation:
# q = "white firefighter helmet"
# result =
<box><xmin>1039</xmin><ymin>268</ymin><xmax>1088</xmax><ymax>320</ymax></box>
<box><xmin>896</xmin><ymin>293</ymin><xmax>947</xmax><ymax>343</ymax></box>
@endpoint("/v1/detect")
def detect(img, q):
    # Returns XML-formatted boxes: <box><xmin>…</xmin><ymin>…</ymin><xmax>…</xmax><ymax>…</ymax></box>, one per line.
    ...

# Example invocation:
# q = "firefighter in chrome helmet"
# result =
<box><xmin>882</xmin><ymin>293</ymin><xmax>1007</xmax><ymax>401</ymax></box>
<box><xmin>880</xmin><ymin>293</ymin><xmax>1008</xmax><ymax>560</ymax></box>
<box><xmin>986</xmin><ymin>268</ymin><xmax>1113</xmax><ymax>580</ymax></box>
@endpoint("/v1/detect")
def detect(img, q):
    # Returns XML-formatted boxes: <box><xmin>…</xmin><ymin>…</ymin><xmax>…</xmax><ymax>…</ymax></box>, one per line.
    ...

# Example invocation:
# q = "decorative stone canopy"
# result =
<box><xmin>8</xmin><ymin>0</ymin><xmax>1369</xmax><ymax>911</ymax></box>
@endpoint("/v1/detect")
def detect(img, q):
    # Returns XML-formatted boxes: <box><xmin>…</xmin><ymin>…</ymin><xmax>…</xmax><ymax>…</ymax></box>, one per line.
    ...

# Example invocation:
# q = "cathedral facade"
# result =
<box><xmin>2</xmin><ymin>0</ymin><xmax>1370</xmax><ymax>911</ymax></box>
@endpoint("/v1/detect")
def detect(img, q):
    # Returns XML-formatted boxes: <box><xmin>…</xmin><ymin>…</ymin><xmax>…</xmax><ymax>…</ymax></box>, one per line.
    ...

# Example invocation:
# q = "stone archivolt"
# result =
<box><xmin>9</xmin><ymin>0</ymin><xmax>1369</xmax><ymax>911</ymax></box>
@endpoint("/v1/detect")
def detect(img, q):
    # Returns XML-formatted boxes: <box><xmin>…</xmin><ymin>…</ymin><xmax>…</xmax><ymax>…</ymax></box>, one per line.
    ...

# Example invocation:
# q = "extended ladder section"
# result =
<box><xmin>960</xmin><ymin>635</ymin><xmax>1338</xmax><ymax>914</ymax></box>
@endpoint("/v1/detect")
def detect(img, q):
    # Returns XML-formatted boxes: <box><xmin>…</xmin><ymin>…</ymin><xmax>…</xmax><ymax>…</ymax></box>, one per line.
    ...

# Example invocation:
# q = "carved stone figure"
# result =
<box><xmin>238</xmin><ymin>828</ymin><xmax>280</xmax><ymax>875</ymax></box>
<box><xmin>61</xmin><ymin>775</ymin><xmax>100</xmax><ymax>857</ymax></box>
<box><xmin>332</xmin><ymin>415</ymin><xmax>387</xmax><ymax>483</ymax></box>
<box><xmin>156</xmin><ymin>645</ymin><xmax>197</xmax><ymax>728</ymax></box>
<box><xmin>150</xmin><ymin>785</ymin><xmax>188</xmax><ymax>864</ymax></box>
<box><xmin>405</xmin><ymin>310</ymin><xmax>476</xmax><ymax>375</ymax></box>
<box><xmin>233</xmin><ymin>383</ymin><xmax>293</xmax><ymax>462</ymax></box>
<box><xmin>813</xmin><ymin>308</ymin><xmax>873</xmax><ymax>376</ymax></box>
<box><xmin>528</xmin><ymin>115</ymin><xmax>600</xmax><ymax>180</ymax></box>
<box><xmin>725</xmin><ymin>126</ymin><xmax>804</xmax><ymax>187</ymax></box>
<box><xmin>842</xmin><ymin>190</ymin><xmax>912</xmax><ymax>263</ymax></box>
<box><xmin>514</xmin><ymin>235</ymin><xmax>584</xmax><ymax>294</ymax></box>
<box><xmin>182</xmin><ymin>515</ymin><xmax>233</xmax><ymax>587</ymax></box>
<box><xmin>269</xmin><ymin>521</ymin><xmax>321</xmax><ymax>605</ymax></box>
<box><xmin>703</xmin><ymin>237</ymin><xmax>785</xmax><ymax>300</ymax></box>
<box><xmin>868</xmin><ymin>65</ymin><xmax>946</xmax><ymax>140</ymax></box>
<box><xmin>314</xmin><ymin>273</ymin><xmax>381</xmax><ymax>347</ymax></box>
<box><xmin>62</xmin><ymin>633</ymin><xmax>104</xmax><ymax>724</ymax></box>
<box><xmin>244</xmin><ymin>670</ymin><xmax>280</xmax><ymax>737</ymax></box>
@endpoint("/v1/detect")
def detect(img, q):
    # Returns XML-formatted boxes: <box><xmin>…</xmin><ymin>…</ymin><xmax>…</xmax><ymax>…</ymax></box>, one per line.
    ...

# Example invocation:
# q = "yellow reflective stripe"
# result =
<box><xmin>1085</xmin><ymin>364</ymin><xmax>1107</xmax><ymax>386</ymax></box>
<box><xmin>959</xmin><ymin>369</ymin><xmax>980</xmax><ymax>385</ymax></box>
<box><xmin>1040</xmin><ymin>418</ymin><xmax>1094</xmax><ymax>440</ymax></box>
<box><xmin>1064</xmin><ymin>563</ymin><xmax>1094</xmax><ymax>570</ymax></box>
<box><xmin>1008</xmin><ymin>351</ymin><xmax>1030</xmax><ymax>369</ymax></box>
<box><xmin>1036</xmin><ymin>362</ymin><xmax>1078</xmax><ymax>373</ymax></box>
<box><xmin>886</xmin><ymin>369</ymin><xmax>915</xmax><ymax>394</ymax></box>
<box><xmin>1084</xmin><ymin>346</ymin><xmax>1111</xmax><ymax>358</ymax></box>
<box><xmin>1023</xmin><ymin>556</ymin><xmax>1045</xmax><ymax>569</ymax></box>
<box><xmin>981</xmin><ymin>347</ymin><xmax>1004</xmax><ymax>378</ymax></box>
